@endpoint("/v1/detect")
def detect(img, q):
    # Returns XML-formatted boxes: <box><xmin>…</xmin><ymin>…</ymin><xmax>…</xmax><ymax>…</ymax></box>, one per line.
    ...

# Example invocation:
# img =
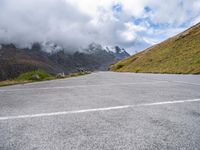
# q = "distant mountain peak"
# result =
<box><xmin>82</xmin><ymin>43</ymin><xmax>130</xmax><ymax>58</ymax></box>
<box><xmin>105</xmin><ymin>46</ymin><xmax>130</xmax><ymax>60</ymax></box>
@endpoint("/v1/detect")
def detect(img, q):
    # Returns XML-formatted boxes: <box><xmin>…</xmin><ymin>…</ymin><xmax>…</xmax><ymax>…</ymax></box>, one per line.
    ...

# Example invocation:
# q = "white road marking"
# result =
<box><xmin>169</xmin><ymin>81</ymin><xmax>200</xmax><ymax>86</ymax></box>
<box><xmin>0</xmin><ymin>98</ymin><xmax>200</xmax><ymax>121</ymax></box>
<box><xmin>137</xmin><ymin>99</ymin><xmax>200</xmax><ymax>106</ymax></box>
<box><xmin>0</xmin><ymin>81</ymin><xmax>166</xmax><ymax>92</ymax></box>
<box><xmin>141</xmin><ymin>76</ymin><xmax>200</xmax><ymax>86</ymax></box>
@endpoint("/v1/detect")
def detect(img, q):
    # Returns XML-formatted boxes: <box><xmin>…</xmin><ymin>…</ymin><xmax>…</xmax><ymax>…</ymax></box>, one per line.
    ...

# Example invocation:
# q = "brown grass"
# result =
<box><xmin>111</xmin><ymin>22</ymin><xmax>200</xmax><ymax>74</ymax></box>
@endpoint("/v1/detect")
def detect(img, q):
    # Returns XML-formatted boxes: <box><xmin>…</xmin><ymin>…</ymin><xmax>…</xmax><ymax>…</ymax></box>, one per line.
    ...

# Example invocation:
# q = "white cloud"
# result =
<box><xmin>0</xmin><ymin>0</ymin><xmax>200</xmax><ymax>54</ymax></box>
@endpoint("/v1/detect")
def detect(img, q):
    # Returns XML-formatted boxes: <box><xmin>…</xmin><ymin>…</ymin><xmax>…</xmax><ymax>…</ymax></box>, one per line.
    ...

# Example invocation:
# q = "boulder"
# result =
<box><xmin>56</xmin><ymin>73</ymin><xmax>65</xmax><ymax>78</ymax></box>
<box><xmin>31</xmin><ymin>74</ymin><xmax>40</xmax><ymax>81</ymax></box>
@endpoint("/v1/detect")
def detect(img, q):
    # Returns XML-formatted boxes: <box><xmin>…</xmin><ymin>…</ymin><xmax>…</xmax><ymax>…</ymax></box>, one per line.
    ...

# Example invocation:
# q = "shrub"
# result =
<box><xmin>116</xmin><ymin>63</ymin><xmax>124</xmax><ymax>69</ymax></box>
<box><xmin>16</xmin><ymin>70</ymin><xmax>52</xmax><ymax>81</ymax></box>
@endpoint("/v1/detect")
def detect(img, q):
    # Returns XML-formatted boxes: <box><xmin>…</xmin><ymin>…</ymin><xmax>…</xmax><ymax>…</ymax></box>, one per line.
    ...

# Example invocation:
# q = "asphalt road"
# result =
<box><xmin>0</xmin><ymin>72</ymin><xmax>200</xmax><ymax>150</ymax></box>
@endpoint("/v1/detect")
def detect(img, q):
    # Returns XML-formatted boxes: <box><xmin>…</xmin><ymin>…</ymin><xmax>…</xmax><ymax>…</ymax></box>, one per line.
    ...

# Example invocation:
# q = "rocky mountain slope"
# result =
<box><xmin>0</xmin><ymin>43</ymin><xmax>130</xmax><ymax>80</ymax></box>
<box><xmin>111</xmin><ymin>22</ymin><xmax>200</xmax><ymax>74</ymax></box>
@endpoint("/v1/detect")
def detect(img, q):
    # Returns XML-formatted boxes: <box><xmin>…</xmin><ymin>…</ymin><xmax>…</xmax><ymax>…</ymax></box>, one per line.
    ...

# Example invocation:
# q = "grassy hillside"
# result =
<box><xmin>111</xmin><ymin>22</ymin><xmax>200</xmax><ymax>74</ymax></box>
<box><xmin>16</xmin><ymin>70</ymin><xmax>53</xmax><ymax>81</ymax></box>
<box><xmin>0</xmin><ymin>70</ymin><xmax>90</xmax><ymax>87</ymax></box>
<box><xmin>0</xmin><ymin>70</ymin><xmax>54</xmax><ymax>87</ymax></box>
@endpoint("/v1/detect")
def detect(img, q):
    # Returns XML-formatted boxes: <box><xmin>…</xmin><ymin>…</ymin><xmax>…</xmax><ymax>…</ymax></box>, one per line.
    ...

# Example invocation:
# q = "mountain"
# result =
<box><xmin>0</xmin><ymin>43</ymin><xmax>130</xmax><ymax>81</ymax></box>
<box><xmin>111</xmin><ymin>22</ymin><xmax>200</xmax><ymax>74</ymax></box>
<box><xmin>107</xmin><ymin>46</ymin><xmax>130</xmax><ymax>60</ymax></box>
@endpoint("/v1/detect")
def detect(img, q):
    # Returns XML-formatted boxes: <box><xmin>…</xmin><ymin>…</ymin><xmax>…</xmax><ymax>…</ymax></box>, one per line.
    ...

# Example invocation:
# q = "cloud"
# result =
<box><xmin>0</xmin><ymin>0</ymin><xmax>92</xmax><ymax>49</ymax></box>
<box><xmin>0</xmin><ymin>0</ymin><xmax>200</xmax><ymax>54</ymax></box>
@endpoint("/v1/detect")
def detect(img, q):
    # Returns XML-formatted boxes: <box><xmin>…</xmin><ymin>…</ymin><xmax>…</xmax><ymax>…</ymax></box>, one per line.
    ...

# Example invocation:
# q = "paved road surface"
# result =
<box><xmin>0</xmin><ymin>72</ymin><xmax>200</xmax><ymax>150</ymax></box>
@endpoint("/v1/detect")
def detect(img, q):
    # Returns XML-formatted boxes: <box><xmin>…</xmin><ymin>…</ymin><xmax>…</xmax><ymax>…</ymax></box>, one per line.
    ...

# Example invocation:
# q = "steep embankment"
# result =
<box><xmin>111</xmin><ymin>22</ymin><xmax>200</xmax><ymax>74</ymax></box>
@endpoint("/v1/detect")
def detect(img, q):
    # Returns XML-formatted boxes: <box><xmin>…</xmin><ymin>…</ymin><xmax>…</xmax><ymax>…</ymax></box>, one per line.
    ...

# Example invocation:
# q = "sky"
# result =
<box><xmin>0</xmin><ymin>0</ymin><xmax>200</xmax><ymax>54</ymax></box>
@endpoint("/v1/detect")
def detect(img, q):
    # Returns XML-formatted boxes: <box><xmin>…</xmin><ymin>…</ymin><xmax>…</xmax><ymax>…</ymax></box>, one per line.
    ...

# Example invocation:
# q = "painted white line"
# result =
<box><xmin>0</xmin><ymin>98</ymin><xmax>200</xmax><ymax>121</ymax></box>
<box><xmin>137</xmin><ymin>99</ymin><xmax>200</xmax><ymax>106</ymax></box>
<box><xmin>169</xmin><ymin>81</ymin><xmax>200</xmax><ymax>86</ymax></box>
<box><xmin>141</xmin><ymin>77</ymin><xmax>200</xmax><ymax>86</ymax></box>
<box><xmin>0</xmin><ymin>81</ymin><xmax>166</xmax><ymax>92</ymax></box>
<box><xmin>0</xmin><ymin>105</ymin><xmax>130</xmax><ymax>121</ymax></box>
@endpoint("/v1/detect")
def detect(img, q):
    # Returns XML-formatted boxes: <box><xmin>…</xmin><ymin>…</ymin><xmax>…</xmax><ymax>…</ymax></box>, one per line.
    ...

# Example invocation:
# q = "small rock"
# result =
<box><xmin>31</xmin><ymin>74</ymin><xmax>40</xmax><ymax>81</ymax></box>
<box><xmin>56</xmin><ymin>73</ymin><xmax>65</xmax><ymax>78</ymax></box>
<box><xmin>77</xmin><ymin>68</ymin><xmax>85</xmax><ymax>72</ymax></box>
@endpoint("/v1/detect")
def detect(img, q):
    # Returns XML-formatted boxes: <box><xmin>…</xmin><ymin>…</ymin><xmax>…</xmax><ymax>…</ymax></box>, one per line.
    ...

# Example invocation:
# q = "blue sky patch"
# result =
<box><xmin>144</xmin><ymin>6</ymin><xmax>152</xmax><ymax>13</ymax></box>
<box><xmin>112</xmin><ymin>4</ymin><xmax>122</xmax><ymax>12</ymax></box>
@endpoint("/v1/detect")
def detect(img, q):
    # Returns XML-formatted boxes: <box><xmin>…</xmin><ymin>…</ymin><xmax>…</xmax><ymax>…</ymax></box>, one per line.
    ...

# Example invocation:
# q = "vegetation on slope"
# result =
<box><xmin>0</xmin><ymin>70</ymin><xmax>90</xmax><ymax>87</ymax></box>
<box><xmin>111</xmin><ymin>22</ymin><xmax>200</xmax><ymax>74</ymax></box>
<box><xmin>16</xmin><ymin>70</ymin><xmax>53</xmax><ymax>81</ymax></box>
<box><xmin>0</xmin><ymin>70</ymin><xmax>54</xmax><ymax>87</ymax></box>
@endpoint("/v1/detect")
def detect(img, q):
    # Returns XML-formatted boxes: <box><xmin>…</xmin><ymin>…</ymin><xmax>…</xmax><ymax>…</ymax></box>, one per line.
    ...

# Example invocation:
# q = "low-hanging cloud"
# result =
<box><xmin>0</xmin><ymin>0</ymin><xmax>94</xmax><ymax>49</ymax></box>
<box><xmin>0</xmin><ymin>0</ymin><xmax>200</xmax><ymax>54</ymax></box>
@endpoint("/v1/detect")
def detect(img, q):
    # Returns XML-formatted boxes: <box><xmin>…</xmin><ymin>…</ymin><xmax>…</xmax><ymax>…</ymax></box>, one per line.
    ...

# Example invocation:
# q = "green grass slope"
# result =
<box><xmin>0</xmin><ymin>70</ymin><xmax>90</xmax><ymax>87</ymax></box>
<box><xmin>0</xmin><ymin>70</ymin><xmax>54</xmax><ymax>87</ymax></box>
<box><xmin>111</xmin><ymin>22</ymin><xmax>200</xmax><ymax>74</ymax></box>
<box><xmin>16</xmin><ymin>70</ymin><xmax>53</xmax><ymax>81</ymax></box>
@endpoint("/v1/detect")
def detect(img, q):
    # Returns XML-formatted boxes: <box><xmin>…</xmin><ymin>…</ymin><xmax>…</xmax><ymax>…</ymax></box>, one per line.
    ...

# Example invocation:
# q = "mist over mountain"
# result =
<box><xmin>0</xmin><ymin>42</ymin><xmax>130</xmax><ymax>80</ymax></box>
